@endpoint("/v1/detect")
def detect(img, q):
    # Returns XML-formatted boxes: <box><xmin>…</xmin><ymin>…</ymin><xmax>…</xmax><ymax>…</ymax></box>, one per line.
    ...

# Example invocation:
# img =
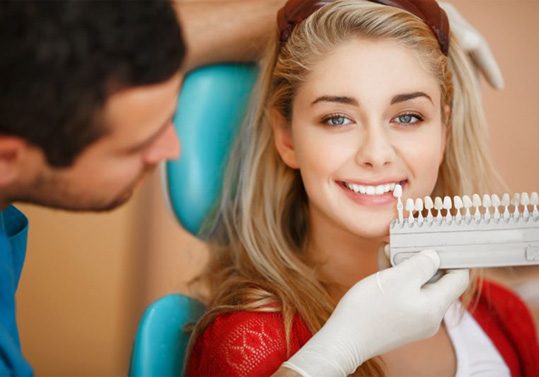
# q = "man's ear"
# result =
<box><xmin>270</xmin><ymin>109</ymin><xmax>299</xmax><ymax>169</ymax></box>
<box><xmin>0</xmin><ymin>136</ymin><xmax>26</xmax><ymax>187</ymax></box>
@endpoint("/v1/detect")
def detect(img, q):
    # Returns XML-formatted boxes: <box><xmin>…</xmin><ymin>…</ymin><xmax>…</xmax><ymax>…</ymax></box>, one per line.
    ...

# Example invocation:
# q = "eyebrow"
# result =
<box><xmin>390</xmin><ymin>92</ymin><xmax>432</xmax><ymax>105</ymax></box>
<box><xmin>311</xmin><ymin>92</ymin><xmax>432</xmax><ymax>107</ymax></box>
<box><xmin>311</xmin><ymin>95</ymin><xmax>359</xmax><ymax>107</ymax></box>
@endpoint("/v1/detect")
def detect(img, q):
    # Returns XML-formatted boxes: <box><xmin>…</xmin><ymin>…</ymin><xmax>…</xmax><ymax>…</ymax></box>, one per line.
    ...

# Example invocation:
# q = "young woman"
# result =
<box><xmin>186</xmin><ymin>1</ymin><xmax>539</xmax><ymax>376</ymax></box>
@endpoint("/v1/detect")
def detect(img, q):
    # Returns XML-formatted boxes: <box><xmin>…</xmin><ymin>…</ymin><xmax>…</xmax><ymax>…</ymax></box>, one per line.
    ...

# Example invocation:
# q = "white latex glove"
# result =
<box><xmin>440</xmin><ymin>1</ymin><xmax>504</xmax><ymax>89</ymax></box>
<box><xmin>282</xmin><ymin>250</ymin><xmax>469</xmax><ymax>377</ymax></box>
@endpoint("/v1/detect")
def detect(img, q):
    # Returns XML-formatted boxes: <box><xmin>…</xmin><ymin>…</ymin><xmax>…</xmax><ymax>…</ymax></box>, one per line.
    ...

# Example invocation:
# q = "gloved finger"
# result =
<box><xmin>377</xmin><ymin>243</ymin><xmax>391</xmax><ymax>270</ymax></box>
<box><xmin>393</xmin><ymin>249</ymin><xmax>440</xmax><ymax>285</ymax></box>
<box><xmin>423</xmin><ymin>268</ymin><xmax>470</xmax><ymax>310</ymax></box>
<box><xmin>470</xmin><ymin>42</ymin><xmax>505</xmax><ymax>90</ymax></box>
<box><xmin>439</xmin><ymin>1</ymin><xmax>504</xmax><ymax>90</ymax></box>
<box><xmin>439</xmin><ymin>2</ymin><xmax>478</xmax><ymax>50</ymax></box>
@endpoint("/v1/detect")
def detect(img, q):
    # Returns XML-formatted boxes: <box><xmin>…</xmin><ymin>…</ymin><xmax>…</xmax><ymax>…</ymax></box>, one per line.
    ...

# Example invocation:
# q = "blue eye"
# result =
<box><xmin>323</xmin><ymin>114</ymin><xmax>353</xmax><ymax>127</ymax></box>
<box><xmin>393</xmin><ymin>113</ymin><xmax>423</xmax><ymax>125</ymax></box>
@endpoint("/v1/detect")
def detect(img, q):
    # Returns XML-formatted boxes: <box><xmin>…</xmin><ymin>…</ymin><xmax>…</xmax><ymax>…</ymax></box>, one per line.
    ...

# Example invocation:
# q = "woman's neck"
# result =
<box><xmin>306</xmin><ymin>205</ymin><xmax>386</xmax><ymax>300</ymax></box>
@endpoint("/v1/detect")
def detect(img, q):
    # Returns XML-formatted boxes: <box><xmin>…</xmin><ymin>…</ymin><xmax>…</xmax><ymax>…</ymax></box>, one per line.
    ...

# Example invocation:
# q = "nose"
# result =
<box><xmin>355</xmin><ymin>125</ymin><xmax>395</xmax><ymax>169</ymax></box>
<box><xmin>143</xmin><ymin>123</ymin><xmax>181</xmax><ymax>165</ymax></box>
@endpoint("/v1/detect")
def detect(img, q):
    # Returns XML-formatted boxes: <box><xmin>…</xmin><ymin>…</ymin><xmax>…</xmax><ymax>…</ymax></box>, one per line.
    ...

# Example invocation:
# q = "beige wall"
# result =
<box><xmin>17</xmin><ymin>196</ymin><xmax>143</xmax><ymax>375</ymax></box>
<box><xmin>16</xmin><ymin>1</ymin><xmax>539</xmax><ymax>376</ymax></box>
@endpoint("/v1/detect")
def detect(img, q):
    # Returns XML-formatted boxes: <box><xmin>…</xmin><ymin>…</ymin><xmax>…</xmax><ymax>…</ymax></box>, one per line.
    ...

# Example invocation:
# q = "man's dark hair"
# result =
<box><xmin>0</xmin><ymin>1</ymin><xmax>185</xmax><ymax>167</ymax></box>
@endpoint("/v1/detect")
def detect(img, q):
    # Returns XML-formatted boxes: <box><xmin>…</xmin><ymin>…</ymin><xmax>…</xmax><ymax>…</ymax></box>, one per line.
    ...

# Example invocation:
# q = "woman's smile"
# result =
<box><xmin>337</xmin><ymin>179</ymin><xmax>408</xmax><ymax>206</ymax></box>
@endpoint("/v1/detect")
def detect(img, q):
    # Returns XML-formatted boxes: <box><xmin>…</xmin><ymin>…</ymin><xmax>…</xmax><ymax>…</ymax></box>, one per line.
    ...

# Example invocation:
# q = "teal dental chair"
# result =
<box><xmin>129</xmin><ymin>64</ymin><xmax>258</xmax><ymax>377</ymax></box>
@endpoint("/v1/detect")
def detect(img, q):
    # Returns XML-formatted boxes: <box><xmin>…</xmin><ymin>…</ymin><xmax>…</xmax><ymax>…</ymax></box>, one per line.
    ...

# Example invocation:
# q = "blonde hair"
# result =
<box><xmin>188</xmin><ymin>1</ymin><xmax>503</xmax><ymax>375</ymax></box>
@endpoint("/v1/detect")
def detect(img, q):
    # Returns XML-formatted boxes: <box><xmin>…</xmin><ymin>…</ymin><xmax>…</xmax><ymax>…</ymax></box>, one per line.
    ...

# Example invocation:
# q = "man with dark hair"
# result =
<box><xmin>0</xmin><ymin>1</ymin><xmax>505</xmax><ymax>376</ymax></box>
<box><xmin>0</xmin><ymin>1</ymin><xmax>185</xmax><ymax>211</ymax></box>
<box><xmin>0</xmin><ymin>2</ymin><xmax>286</xmax><ymax>374</ymax></box>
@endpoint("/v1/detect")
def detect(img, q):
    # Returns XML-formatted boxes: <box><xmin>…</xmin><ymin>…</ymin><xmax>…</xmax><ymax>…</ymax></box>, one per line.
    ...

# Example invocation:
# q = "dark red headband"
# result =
<box><xmin>277</xmin><ymin>0</ymin><xmax>449</xmax><ymax>55</ymax></box>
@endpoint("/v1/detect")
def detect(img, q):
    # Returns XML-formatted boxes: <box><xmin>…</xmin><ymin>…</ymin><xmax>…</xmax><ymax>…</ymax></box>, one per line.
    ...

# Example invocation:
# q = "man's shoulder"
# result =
<box><xmin>1</xmin><ymin>205</ymin><xmax>28</xmax><ymax>236</ymax></box>
<box><xmin>0</xmin><ymin>205</ymin><xmax>32</xmax><ymax>377</ymax></box>
<box><xmin>0</xmin><ymin>324</ymin><xmax>33</xmax><ymax>377</ymax></box>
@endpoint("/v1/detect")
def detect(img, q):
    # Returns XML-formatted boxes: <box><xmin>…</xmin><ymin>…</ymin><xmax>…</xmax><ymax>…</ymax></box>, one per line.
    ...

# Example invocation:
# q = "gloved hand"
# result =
<box><xmin>440</xmin><ymin>1</ymin><xmax>504</xmax><ymax>89</ymax></box>
<box><xmin>282</xmin><ymin>250</ymin><xmax>469</xmax><ymax>377</ymax></box>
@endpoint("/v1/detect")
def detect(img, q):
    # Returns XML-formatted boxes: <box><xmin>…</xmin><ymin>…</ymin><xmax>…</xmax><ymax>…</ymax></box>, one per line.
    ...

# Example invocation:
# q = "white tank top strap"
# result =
<box><xmin>444</xmin><ymin>301</ymin><xmax>511</xmax><ymax>377</ymax></box>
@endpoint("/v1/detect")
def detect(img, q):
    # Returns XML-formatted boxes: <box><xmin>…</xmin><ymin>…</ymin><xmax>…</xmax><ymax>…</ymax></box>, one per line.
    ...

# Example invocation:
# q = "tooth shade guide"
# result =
<box><xmin>406</xmin><ymin>198</ymin><xmax>415</xmax><ymax>223</ymax></box>
<box><xmin>492</xmin><ymin>194</ymin><xmax>501</xmax><ymax>220</ymax></box>
<box><xmin>425</xmin><ymin>196</ymin><xmax>434</xmax><ymax>221</ymax></box>
<box><xmin>393</xmin><ymin>184</ymin><xmax>404</xmax><ymax>223</ymax></box>
<box><xmin>397</xmin><ymin>199</ymin><xmax>404</xmax><ymax>223</ymax></box>
<box><xmin>414</xmin><ymin>198</ymin><xmax>423</xmax><ymax>224</ymax></box>
<box><xmin>453</xmin><ymin>196</ymin><xmax>463</xmax><ymax>221</ymax></box>
<box><xmin>502</xmin><ymin>193</ymin><xmax>511</xmax><ymax>220</ymax></box>
<box><xmin>389</xmin><ymin>191</ymin><xmax>539</xmax><ymax>269</ymax></box>
<box><xmin>462</xmin><ymin>195</ymin><xmax>473</xmax><ymax>220</ymax></box>
<box><xmin>391</xmin><ymin>191</ymin><xmax>539</xmax><ymax>226</ymax></box>
<box><xmin>482</xmin><ymin>194</ymin><xmax>491</xmax><ymax>220</ymax></box>
<box><xmin>512</xmin><ymin>193</ymin><xmax>521</xmax><ymax>219</ymax></box>
<box><xmin>531</xmin><ymin>192</ymin><xmax>539</xmax><ymax>218</ymax></box>
<box><xmin>521</xmin><ymin>192</ymin><xmax>530</xmax><ymax>218</ymax></box>
<box><xmin>434</xmin><ymin>197</ymin><xmax>443</xmax><ymax>221</ymax></box>
<box><xmin>470</xmin><ymin>194</ymin><xmax>481</xmax><ymax>221</ymax></box>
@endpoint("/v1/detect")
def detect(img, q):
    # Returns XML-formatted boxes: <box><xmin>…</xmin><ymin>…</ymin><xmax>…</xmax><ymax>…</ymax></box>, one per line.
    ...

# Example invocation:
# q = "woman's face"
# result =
<box><xmin>274</xmin><ymin>37</ymin><xmax>447</xmax><ymax>239</ymax></box>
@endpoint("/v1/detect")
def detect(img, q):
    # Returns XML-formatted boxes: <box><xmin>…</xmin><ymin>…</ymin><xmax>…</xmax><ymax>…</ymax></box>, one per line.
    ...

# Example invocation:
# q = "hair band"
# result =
<box><xmin>277</xmin><ymin>0</ymin><xmax>450</xmax><ymax>55</ymax></box>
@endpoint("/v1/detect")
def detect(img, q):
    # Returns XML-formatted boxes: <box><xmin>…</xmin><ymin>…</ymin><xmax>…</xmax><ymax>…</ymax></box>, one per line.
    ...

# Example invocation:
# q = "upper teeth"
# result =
<box><xmin>344</xmin><ymin>182</ymin><xmax>397</xmax><ymax>195</ymax></box>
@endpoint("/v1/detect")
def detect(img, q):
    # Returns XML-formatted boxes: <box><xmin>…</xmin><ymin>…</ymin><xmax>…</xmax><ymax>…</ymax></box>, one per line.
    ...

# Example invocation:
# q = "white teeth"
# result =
<box><xmin>344</xmin><ymin>181</ymin><xmax>399</xmax><ymax>196</ymax></box>
<box><xmin>393</xmin><ymin>184</ymin><xmax>402</xmax><ymax>198</ymax></box>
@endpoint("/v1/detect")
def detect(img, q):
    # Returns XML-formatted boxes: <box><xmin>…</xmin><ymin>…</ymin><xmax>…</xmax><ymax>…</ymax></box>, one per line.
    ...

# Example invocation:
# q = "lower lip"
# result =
<box><xmin>337</xmin><ymin>181</ymin><xmax>405</xmax><ymax>206</ymax></box>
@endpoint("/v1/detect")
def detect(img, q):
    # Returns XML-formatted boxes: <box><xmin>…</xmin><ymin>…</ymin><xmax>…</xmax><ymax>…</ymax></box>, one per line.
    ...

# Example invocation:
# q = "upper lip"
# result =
<box><xmin>339</xmin><ymin>178</ymin><xmax>407</xmax><ymax>186</ymax></box>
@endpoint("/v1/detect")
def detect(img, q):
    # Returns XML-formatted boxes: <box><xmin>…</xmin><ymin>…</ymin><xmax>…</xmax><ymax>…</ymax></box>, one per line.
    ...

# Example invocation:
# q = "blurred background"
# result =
<box><xmin>15</xmin><ymin>1</ymin><xmax>539</xmax><ymax>375</ymax></box>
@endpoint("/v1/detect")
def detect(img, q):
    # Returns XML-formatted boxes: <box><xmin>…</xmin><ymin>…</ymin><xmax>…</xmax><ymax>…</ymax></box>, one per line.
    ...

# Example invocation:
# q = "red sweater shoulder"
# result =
<box><xmin>470</xmin><ymin>279</ymin><xmax>539</xmax><ymax>377</ymax></box>
<box><xmin>186</xmin><ymin>280</ymin><xmax>539</xmax><ymax>377</ymax></box>
<box><xmin>185</xmin><ymin>311</ymin><xmax>312</xmax><ymax>377</ymax></box>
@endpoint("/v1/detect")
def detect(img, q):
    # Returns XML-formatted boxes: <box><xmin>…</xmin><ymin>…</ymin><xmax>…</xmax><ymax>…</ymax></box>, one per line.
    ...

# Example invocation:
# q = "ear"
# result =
<box><xmin>270</xmin><ymin>108</ymin><xmax>299</xmax><ymax>169</ymax></box>
<box><xmin>0</xmin><ymin>136</ymin><xmax>26</xmax><ymax>187</ymax></box>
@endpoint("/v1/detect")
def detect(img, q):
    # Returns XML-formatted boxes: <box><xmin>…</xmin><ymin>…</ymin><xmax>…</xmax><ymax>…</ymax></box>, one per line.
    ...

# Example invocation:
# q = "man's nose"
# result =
<box><xmin>143</xmin><ymin>123</ymin><xmax>181</xmax><ymax>165</ymax></box>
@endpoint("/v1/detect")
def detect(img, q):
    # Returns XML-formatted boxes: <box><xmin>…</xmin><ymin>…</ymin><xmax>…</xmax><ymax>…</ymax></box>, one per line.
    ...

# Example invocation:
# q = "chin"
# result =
<box><xmin>347</xmin><ymin>219</ymin><xmax>392</xmax><ymax>239</ymax></box>
<box><xmin>354</xmin><ymin>227</ymin><xmax>389</xmax><ymax>239</ymax></box>
<box><xmin>66</xmin><ymin>189</ymin><xmax>134</xmax><ymax>212</ymax></box>
<box><xmin>98</xmin><ymin>191</ymin><xmax>134</xmax><ymax>212</ymax></box>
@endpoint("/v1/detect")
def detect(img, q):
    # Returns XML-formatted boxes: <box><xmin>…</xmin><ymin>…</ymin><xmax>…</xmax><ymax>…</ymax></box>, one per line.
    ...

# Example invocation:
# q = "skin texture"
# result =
<box><xmin>174</xmin><ymin>0</ymin><xmax>287</xmax><ymax>70</ymax></box>
<box><xmin>2</xmin><ymin>73</ymin><xmax>183</xmax><ymax>211</ymax></box>
<box><xmin>273</xmin><ymin>38</ymin><xmax>455</xmax><ymax>376</ymax></box>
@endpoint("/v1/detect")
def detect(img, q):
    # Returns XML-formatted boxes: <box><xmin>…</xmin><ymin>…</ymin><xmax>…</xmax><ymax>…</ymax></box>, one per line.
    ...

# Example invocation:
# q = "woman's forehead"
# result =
<box><xmin>295</xmin><ymin>38</ymin><xmax>441</xmax><ymax>106</ymax></box>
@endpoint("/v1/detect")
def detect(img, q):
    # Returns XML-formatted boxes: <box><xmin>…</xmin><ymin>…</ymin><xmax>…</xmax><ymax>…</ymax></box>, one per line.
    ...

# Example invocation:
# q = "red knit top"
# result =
<box><xmin>186</xmin><ymin>280</ymin><xmax>539</xmax><ymax>376</ymax></box>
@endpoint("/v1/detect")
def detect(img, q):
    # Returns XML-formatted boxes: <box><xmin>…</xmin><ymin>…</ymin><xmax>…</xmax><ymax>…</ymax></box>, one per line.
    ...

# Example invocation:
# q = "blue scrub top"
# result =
<box><xmin>0</xmin><ymin>206</ymin><xmax>33</xmax><ymax>376</ymax></box>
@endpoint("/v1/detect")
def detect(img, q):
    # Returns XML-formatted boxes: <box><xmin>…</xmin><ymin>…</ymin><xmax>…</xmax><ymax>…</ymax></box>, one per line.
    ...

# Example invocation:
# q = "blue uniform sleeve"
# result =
<box><xmin>0</xmin><ymin>207</ymin><xmax>33</xmax><ymax>376</ymax></box>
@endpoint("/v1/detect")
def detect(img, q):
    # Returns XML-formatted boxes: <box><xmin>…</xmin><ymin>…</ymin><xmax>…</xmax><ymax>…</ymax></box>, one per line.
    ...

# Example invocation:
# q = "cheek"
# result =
<box><xmin>293</xmin><ymin>127</ymin><xmax>354</xmax><ymax>186</ymax></box>
<box><xmin>397</xmin><ymin>128</ymin><xmax>445</xmax><ymax>190</ymax></box>
<box><xmin>87</xmin><ymin>158</ymin><xmax>145</xmax><ymax>190</ymax></box>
